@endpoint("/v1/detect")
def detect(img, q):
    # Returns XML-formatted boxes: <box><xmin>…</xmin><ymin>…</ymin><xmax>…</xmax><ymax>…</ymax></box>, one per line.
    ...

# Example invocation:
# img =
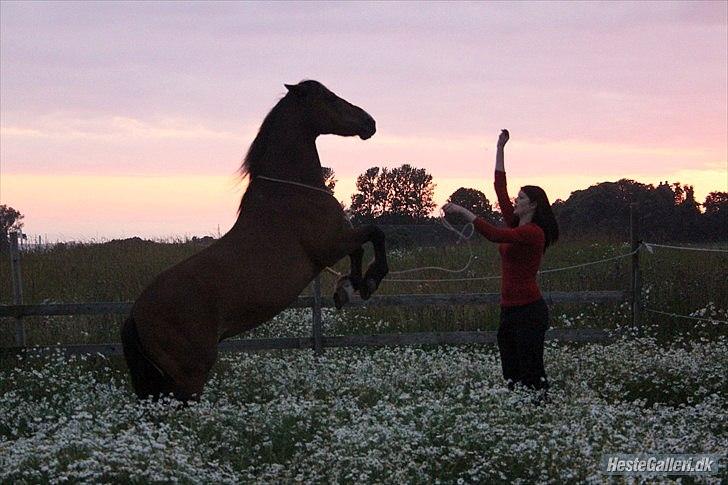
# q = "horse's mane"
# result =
<box><xmin>240</xmin><ymin>80</ymin><xmax>328</xmax><ymax>181</ymax></box>
<box><xmin>237</xmin><ymin>93</ymin><xmax>299</xmax><ymax>214</ymax></box>
<box><xmin>238</xmin><ymin>95</ymin><xmax>288</xmax><ymax>181</ymax></box>
<box><xmin>237</xmin><ymin>81</ymin><xmax>325</xmax><ymax>214</ymax></box>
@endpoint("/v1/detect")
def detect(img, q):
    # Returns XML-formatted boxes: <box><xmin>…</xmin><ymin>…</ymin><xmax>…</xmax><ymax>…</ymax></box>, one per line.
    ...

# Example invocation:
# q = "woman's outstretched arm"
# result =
<box><xmin>441</xmin><ymin>203</ymin><xmax>544</xmax><ymax>246</ymax></box>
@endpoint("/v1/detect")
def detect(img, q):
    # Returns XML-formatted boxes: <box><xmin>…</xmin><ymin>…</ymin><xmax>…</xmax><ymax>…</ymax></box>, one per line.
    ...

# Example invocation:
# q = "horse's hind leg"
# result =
<box><xmin>171</xmin><ymin>373</ymin><xmax>208</xmax><ymax>402</ymax></box>
<box><xmin>122</xmin><ymin>317</ymin><xmax>178</xmax><ymax>400</ymax></box>
<box><xmin>166</xmin><ymin>344</ymin><xmax>218</xmax><ymax>402</ymax></box>
<box><xmin>131</xmin><ymin>328</ymin><xmax>217</xmax><ymax>402</ymax></box>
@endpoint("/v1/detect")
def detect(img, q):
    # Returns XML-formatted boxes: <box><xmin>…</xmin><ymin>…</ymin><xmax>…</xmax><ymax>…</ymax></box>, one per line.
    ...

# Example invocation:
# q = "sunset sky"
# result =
<box><xmin>1</xmin><ymin>1</ymin><xmax>726</xmax><ymax>241</ymax></box>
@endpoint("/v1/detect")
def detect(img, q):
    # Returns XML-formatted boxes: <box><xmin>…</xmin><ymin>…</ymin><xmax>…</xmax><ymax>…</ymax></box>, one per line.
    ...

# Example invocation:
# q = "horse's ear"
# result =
<box><xmin>285</xmin><ymin>83</ymin><xmax>306</xmax><ymax>98</ymax></box>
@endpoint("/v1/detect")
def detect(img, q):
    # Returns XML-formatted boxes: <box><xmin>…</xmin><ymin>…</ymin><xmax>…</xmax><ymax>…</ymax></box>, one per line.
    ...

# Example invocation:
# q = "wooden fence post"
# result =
<box><xmin>629</xmin><ymin>203</ymin><xmax>642</xmax><ymax>330</ymax></box>
<box><xmin>311</xmin><ymin>275</ymin><xmax>323</xmax><ymax>356</ymax></box>
<box><xmin>9</xmin><ymin>232</ymin><xmax>26</xmax><ymax>346</ymax></box>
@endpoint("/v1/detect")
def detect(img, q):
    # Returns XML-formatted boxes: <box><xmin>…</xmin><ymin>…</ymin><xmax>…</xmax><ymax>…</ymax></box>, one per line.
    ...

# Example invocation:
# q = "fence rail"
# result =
<box><xmin>3</xmin><ymin>212</ymin><xmax>637</xmax><ymax>356</ymax></box>
<box><xmin>0</xmin><ymin>291</ymin><xmax>626</xmax><ymax>319</ymax></box>
<box><xmin>0</xmin><ymin>290</ymin><xmax>625</xmax><ymax>356</ymax></box>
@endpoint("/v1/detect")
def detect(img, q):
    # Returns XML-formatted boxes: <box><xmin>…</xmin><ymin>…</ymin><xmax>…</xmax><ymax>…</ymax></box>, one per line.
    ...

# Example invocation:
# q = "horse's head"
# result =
<box><xmin>284</xmin><ymin>80</ymin><xmax>376</xmax><ymax>140</ymax></box>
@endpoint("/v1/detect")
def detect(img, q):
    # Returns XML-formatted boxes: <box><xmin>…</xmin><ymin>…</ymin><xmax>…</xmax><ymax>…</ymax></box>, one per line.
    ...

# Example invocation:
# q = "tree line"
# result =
<box><xmin>2</xmin><ymin>165</ymin><xmax>726</xmax><ymax>247</ymax></box>
<box><xmin>328</xmin><ymin>165</ymin><xmax>727</xmax><ymax>242</ymax></box>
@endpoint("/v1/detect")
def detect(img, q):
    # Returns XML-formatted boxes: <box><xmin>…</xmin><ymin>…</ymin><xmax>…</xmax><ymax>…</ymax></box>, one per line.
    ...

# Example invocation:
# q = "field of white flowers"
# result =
<box><xmin>1</xmin><ymin>309</ymin><xmax>726</xmax><ymax>483</ymax></box>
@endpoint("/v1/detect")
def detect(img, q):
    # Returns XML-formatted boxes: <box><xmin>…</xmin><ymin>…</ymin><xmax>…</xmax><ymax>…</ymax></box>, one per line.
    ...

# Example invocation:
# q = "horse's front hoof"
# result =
<box><xmin>333</xmin><ymin>277</ymin><xmax>355</xmax><ymax>309</ymax></box>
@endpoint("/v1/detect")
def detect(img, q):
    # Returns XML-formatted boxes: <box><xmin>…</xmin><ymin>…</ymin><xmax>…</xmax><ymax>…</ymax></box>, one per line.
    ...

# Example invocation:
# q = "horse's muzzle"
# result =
<box><xmin>359</xmin><ymin>119</ymin><xmax>376</xmax><ymax>140</ymax></box>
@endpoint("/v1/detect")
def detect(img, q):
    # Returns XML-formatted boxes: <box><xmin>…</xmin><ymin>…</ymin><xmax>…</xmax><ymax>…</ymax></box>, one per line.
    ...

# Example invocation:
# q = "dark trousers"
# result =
<box><xmin>497</xmin><ymin>298</ymin><xmax>549</xmax><ymax>391</ymax></box>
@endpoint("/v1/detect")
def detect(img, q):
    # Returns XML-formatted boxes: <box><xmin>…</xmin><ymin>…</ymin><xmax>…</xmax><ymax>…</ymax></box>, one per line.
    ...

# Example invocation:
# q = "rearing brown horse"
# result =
<box><xmin>121</xmin><ymin>80</ymin><xmax>388</xmax><ymax>401</ymax></box>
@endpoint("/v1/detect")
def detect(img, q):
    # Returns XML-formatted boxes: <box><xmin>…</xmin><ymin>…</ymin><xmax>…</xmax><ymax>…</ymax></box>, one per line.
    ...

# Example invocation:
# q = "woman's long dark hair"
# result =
<box><xmin>514</xmin><ymin>185</ymin><xmax>559</xmax><ymax>251</ymax></box>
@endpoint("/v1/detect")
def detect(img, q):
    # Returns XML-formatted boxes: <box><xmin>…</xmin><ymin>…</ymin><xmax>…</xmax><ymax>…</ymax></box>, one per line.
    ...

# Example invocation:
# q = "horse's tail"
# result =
<box><xmin>121</xmin><ymin>316</ymin><xmax>175</xmax><ymax>400</ymax></box>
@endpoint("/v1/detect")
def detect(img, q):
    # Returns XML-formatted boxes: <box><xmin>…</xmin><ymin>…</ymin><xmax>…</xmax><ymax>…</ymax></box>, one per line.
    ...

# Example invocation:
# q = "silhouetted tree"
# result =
<box><xmin>0</xmin><ymin>205</ymin><xmax>24</xmax><ymax>251</ymax></box>
<box><xmin>702</xmin><ymin>191</ymin><xmax>728</xmax><ymax>240</ymax></box>
<box><xmin>704</xmin><ymin>191</ymin><xmax>728</xmax><ymax>214</ymax></box>
<box><xmin>671</xmin><ymin>182</ymin><xmax>701</xmax><ymax>239</ymax></box>
<box><xmin>350</xmin><ymin>164</ymin><xmax>436</xmax><ymax>223</ymax></box>
<box><xmin>387</xmin><ymin>164</ymin><xmax>436</xmax><ymax>222</ymax></box>
<box><xmin>350</xmin><ymin>167</ymin><xmax>384</xmax><ymax>221</ymax></box>
<box><xmin>553</xmin><ymin>179</ymin><xmax>652</xmax><ymax>240</ymax></box>
<box><xmin>552</xmin><ymin>179</ymin><xmax>725</xmax><ymax>242</ymax></box>
<box><xmin>321</xmin><ymin>166</ymin><xmax>337</xmax><ymax>192</ymax></box>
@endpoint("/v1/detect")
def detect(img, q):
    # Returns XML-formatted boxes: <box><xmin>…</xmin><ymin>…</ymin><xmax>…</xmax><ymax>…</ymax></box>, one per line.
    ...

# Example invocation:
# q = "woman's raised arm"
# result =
<box><xmin>493</xmin><ymin>129</ymin><xmax>515</xmax><ymax>226</ymax></box>
<box><xmin>495</xmin><ymin>129</ymin><xmax>508</xmax><ymax>172</ymax></box>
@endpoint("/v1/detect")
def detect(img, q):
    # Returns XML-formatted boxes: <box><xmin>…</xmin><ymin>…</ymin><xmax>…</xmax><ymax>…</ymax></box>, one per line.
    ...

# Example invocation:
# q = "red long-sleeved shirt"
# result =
<box><xmin>472</xmin><ymin>171</ymin><xmax>545</xmax><ymax>307</ymax></box>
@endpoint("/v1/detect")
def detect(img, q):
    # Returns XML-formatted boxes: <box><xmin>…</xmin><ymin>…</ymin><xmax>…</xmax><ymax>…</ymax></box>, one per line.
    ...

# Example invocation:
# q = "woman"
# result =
<box><xmin>443</xmin><ymin>129</ymin><xmax>558</xmax><ymax>391</ymax></box>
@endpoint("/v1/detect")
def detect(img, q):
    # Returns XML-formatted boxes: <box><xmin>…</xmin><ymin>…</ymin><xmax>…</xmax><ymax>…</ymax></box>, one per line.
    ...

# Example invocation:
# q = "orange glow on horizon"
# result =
<box><xmin>3</xmin><ymin>168</ymin><xmax>725</xmax><ymax>241</ymax></box>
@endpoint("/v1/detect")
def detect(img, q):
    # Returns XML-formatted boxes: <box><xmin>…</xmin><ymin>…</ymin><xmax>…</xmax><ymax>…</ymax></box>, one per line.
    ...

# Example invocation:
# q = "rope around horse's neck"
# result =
<box><xmin>256</xmin><ymin>175</ymin><xmax>335</xmax><ymax>196</ymax></box>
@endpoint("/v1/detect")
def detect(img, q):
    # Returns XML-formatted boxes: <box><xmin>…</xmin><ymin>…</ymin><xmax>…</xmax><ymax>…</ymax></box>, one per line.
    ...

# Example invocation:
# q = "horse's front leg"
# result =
<box><xmin>331</xmin><ymin>225</ymin><xmax>388</xmax><ymax>305</ymax></box>
<box><xmin>334</xmin><ymin>246</ymin><xmax>364</xmax><ymax>309</ymax></box>
<box><xmin>359</xmin><ymin>225</ymin><xmax>388</xmax><ymax>300</ymax></box>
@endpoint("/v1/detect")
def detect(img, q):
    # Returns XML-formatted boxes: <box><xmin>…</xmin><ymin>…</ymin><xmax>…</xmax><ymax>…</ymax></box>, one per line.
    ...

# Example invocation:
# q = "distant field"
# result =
<box><xmin>1</xmin><ymin>237</ymin><xmax>726</xmax><ymax>347</ymax></box>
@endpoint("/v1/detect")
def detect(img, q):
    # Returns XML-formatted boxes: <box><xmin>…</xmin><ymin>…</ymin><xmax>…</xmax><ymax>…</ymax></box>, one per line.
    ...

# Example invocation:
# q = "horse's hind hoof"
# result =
<box><xmin>334</xmin><ymin>289</ymin><xmax>349</xmax><ymax>309</ymax></box>
<box><xmin>359</xmin><ymin>277</ymin><xmax>378</xmax><ymax>301</ymax></box>
<box><xmin>333</xmin><ymin>292</ymin><xmax>344</xmax><ymax>310</ymax></box>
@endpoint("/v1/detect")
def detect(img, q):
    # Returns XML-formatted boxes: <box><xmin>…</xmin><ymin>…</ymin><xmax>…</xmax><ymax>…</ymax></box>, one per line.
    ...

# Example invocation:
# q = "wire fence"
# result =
<box><xmin>638</xmin><ymin>241</ymin><xmax>728</xmax><ymax>326</ymax></box>
<box><xmin>642</xmin><ymin>308</ymin><xmax>728</xmax><ymax>325</ymax></box>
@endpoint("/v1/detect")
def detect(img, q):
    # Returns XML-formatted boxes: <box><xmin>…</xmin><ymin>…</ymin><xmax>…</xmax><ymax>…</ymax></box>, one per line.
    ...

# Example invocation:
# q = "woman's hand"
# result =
<box><xmin>442</xmin><ymin>203</ymin><xmax>476</xmax><ymax>222</ymax></box>
<box><xmin>495</xmin><ymin>129</ymin><xmax>508</xmax><ymax>172</ymax></box>
<box><xmin>497</xmin><ymin>129</ymin><xmax>509</xmax><ymax>148</ymax></box>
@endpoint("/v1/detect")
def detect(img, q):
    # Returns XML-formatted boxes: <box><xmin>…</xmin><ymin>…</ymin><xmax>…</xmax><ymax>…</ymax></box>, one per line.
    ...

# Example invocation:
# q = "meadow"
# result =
<box><xmin>0</xmin><ymin>237</ymin><xmax>726</xmax><ymax>482</ymax></box>
<box><xmin>1</xmin><ymin>328</ymin><xmax>726</xmax><ymax>483</ymax></box>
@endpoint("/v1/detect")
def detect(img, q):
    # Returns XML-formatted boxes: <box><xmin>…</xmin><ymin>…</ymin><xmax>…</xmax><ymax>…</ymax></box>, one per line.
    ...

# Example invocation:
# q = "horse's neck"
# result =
<box><xmin>267</xmin><ymin>145</ymin><xmax>323</xmax><ymax>187</ymax></box>
<box><xmin>234</xmin><ymin>129</ymin><xmax>326</xmax><ymax>226</ymax></box>
<box><xmin>258</xmin><ymin>122</ymin><xmax>325</xmax><ymax>189</ymax></box>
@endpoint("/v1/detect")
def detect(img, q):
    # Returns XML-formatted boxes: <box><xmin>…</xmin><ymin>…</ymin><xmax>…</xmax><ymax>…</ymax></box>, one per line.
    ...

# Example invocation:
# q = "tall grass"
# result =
<box><xmin>1</xmin><ymin>237</ymin><xmax>726</xmax><ymax>347</ymax></box>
